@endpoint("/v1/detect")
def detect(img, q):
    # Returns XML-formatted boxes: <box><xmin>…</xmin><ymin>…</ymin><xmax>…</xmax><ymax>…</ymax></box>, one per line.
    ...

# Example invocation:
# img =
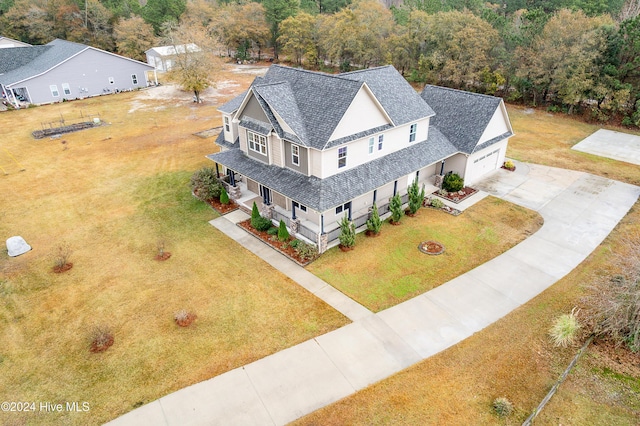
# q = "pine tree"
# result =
<box><xmin>366</xmin><ymin>202</ymin><xmax>382</xmax><ymax>235</ymax></box>
<box><xmin>390</xmin><ymin>193</ymin><xmax>403</xmax><ymax>224</ymax></box>
<box><xmin>277</xmin><ymin>219</ymin><xmax>290</xmax><ymax>241</ymax></box>
<box><xmin>338</xmin><ymin>215</ymin><xmax>356</xmax><ymax>248</ymax></box>
<box><xmin>220</xmin><ymin>186</ymin><xmax>230</xmax><ymax>204</ymax></box>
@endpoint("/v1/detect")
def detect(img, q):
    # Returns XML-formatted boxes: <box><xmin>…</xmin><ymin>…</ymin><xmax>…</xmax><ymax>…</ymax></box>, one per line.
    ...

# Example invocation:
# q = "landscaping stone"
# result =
<box><xmin>6</xmin><ymin>236</ymin><xmax>31</xmax><ymax>257</ymax></box>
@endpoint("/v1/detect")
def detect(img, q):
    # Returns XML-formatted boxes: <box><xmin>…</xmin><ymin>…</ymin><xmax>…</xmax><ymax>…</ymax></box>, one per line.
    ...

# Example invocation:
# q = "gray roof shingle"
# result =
<box><xmin>208</xmin><ymin>127</ymin><xmax>457</xmax><ymax>212</ymax></box>
<box><xmin>420</xmin><ymin>85</ymin><xmax>510</xmax><ymax>154</ymax></box>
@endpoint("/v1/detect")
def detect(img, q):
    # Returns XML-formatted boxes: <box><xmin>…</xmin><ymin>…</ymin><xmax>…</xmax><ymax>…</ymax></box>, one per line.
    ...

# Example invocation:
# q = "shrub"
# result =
<box><xmin>278</xmin><ymin>220</ymin><xmax>290</xmax><ymax>241</ymax></box>
<box><xmin>294</xmin><ymin>241</ymin><xmax>318</xmax><ymax>261</ymax></box>
<box><xmin>289</xmin><ymin>239</ymin><xmax>300</xmax><ymax>248</ymax></box>
<box><xmin>338</xmin><ymin>215</ymin><xmax>356</xmax><ymax>248</ymax></box>
<box><xmin>190</xmin><ymin>167</ymin><xmax>222</xmax><ymax>201</ymax></box>
<box><xmin>549</xmin><ymin>308</ymin><xmax>582</xmax><ymax>347</ymax></box>
<box><xmin>442</xmin><ymin>172</ymin><xmax>464</xmax><ymax>192</ymax></box>
<box><xmin>390</xmin><ymin>194</ymin><xmax>403</xmax><ymax>223</ymax></box>
<box><xmin>53</xmin><ymin>243</ymin><xmax>73</xmax><ymax>271</ymax></box>
<box><xmin>430</xmin><ymin>197</ymin><xmax>444</xmax><ymax>209</ymax></box>
<box><xmin>251</xmin><ymin>201</ymin><xmax>260</xmax><ymax>221</ymax></box>
<box><xmin>504</xmin><ymin>160</ymin><xmax>515</xmax><ymax>170</ymax></box>
<box><xmin>252</xmin><ymin>216</ymin><xmax>273</xmax><ymax>232</ymax></box>
<box><xmin>89</xmin><ymin>325</ymin><xmax>114</xmax><ymax>353</ymax></box>
<box><xmin>583</xmin><ymin>244</ymin><xmax>640</xmax><ymax>352</ymax></box>
<box><xmin>408</xmin><ymin>178</ymin><xmax>425</xmax><ymax>215</ymax></box>
<box><xmin>492</xmin><ymin>397</ymin><xmax>513</xmax><ymax>417</ymax></box>
<box><xmin>174</xmin><ymin>310</ymin><xmax>197</xmax><ymax>327</ymax></box>
<box><xmin>220</xmin><ymin>186</ymin><xmax>230</xmax><ymax>204</ymax></box>
<box><xmin>366</xmin><ymin>202</ymin><xmax>382</xmax><ymax>234</ymax></box>
<box><xmin>267</xmin><ymin>226</ymin><xmax>278</xmax><ymax>235</ymax></box>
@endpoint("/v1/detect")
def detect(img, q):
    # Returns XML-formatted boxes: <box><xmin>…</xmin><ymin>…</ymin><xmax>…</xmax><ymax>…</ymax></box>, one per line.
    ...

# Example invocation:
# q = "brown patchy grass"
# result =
<box><xmin>308</xmin><ymin>197</ymin><xmax>542</xmax><ymax>312</ymax></box>
<box><xmin>0</xmin><ymin>65</ymin><xmax>347</xmax><ymax>425</ymax></box>
<box><xmin>507</xmin><ymin>105</ymin><xmax>640</xmax><ymax>186</ymax></box>
<box><xmin>294</xmin><ymin>203</ymin><xmax>640</xmax><ymax>426</ymax></box>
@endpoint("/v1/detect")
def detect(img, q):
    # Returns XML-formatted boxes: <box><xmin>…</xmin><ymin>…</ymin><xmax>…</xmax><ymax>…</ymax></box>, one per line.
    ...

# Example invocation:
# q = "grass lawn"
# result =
<box><xmin>308</xmin><ymin>198</ymin><xmax>542</xmax><ymax>312</ymax></box>
<box><xmin>0</xmin><ymin>67</ymin><xmax>348</xmax><ymax>425</ymax></box>
<box><xmin>507</xmin><ymin>105</ymin><xmax>640</xmax><ymax>186</ymax></box>
<box><xmin>295</xmin><ymin>201</ymin><xmax>640</xmax><ymax>426</ymax></box>
<box><xmin>294</xmin><ymin>107</ymin><xmax>640</xmax><ymax>425</ymax></box>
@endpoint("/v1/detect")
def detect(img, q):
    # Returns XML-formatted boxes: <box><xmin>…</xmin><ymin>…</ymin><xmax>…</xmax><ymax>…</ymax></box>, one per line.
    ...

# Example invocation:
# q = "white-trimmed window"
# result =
<box><xmin>248</xmin><ymin>131</ymin><xmax>267</xmax><ymax>155</ymax></box>
<box><xmin>338</xmin><ymin>146</ymin><xmax>347</xmax><ymax>168</ymax></box>
<box><xmin>378</xmin><ymin>134</ymin><xmax>384</xmax><ymax>150</ymax></box>
<box><xmin>292</xmin><ymin>201</ymin><xmax>307</xmax><ymax>212</ymax></box>
<box><xmin>62</xmin><ymin>83</ymin><xmax>71</xmax><ymax>96</ymax></box>
<box><xmin>224</xmin><ymin>116</ymin><xmax>230</xmax><ymax>132</ymax></box>
<box><xmin>50</xmin><ymin>85</ymin><xmax>59</xmax><ymax>97</ymax></box>
<box><xmin>368</xmin><ymin>137</ymin><xmax>374</xmax><ymax>154</ymax></box>
<box><xmin>109</xmin><ymin>77</ymin><xmax>115</xmax><ymax>85</ymax></box>
<box><xmin>291</xmin><ymin>144</ymin><xmax>300</xmax><ymax>166</ymax></box>
<box><xmin>409</xmin><ymin>124</ymin><xmax>417</xmax><ymax>142</ymax></box>
<box><xmin>131</xmin><ymin>74</ymin><xmax>138</xmax><ymax>85</ymax></box>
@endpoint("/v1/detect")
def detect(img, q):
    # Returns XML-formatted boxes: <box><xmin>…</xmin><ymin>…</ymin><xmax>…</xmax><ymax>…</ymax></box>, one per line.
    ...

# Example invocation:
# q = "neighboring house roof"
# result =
<box><xmin>0</xmin><ymin>39</ymin><xmax>153</xmax><ymax>87</ymax></box>
<box><xmin>420</xmin><ymin>85</ymin><xmax>512</xmax><ymax>154</ymax></box>
<box><xmin>219</xmin><ymin>65</ymin><xmax>435</xmax><ymax>151</ymax></box>
<box><xmin>0</xmin><ymin>36</ymin><xmax>32</xmax><ymax>48</ymax></box>
<box><xmin>145</xmin><ymin>44</ymin><xmax>200</xmax><ymax>57</ymax></box>
<box><xmin>208</xmin><ymin>127</ymin><xmax>457</xmax><ymax>212</ymax></box>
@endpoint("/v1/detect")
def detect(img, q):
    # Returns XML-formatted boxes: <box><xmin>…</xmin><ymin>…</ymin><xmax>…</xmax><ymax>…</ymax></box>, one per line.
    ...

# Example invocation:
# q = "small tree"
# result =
<box><xmin>190</xmin><ymin>167</ymin><xmax>222</xmax><ymax>201</ymax></box>
<box><xmin>408</xmin><ymin>178</ymin><xmax>426</xmax><ymax>215</ymax></box>
<box><xmin>338</xmin><ymin>215</ymin><xmax>356</xmax><ymax>248</ymax></box>
<box><xmin>251</xmin><ymin>201</ymin><xmax>260</xmax><ymax>221</ymax></box>
<box><xmin>390</xmin><ymin>194</ymin><xmax>403</xmax><ymax>223</ymax></box>
<box><xmin>366</xmin><ymin>202</ymin><xmax>382</xmax><ymax>235</ymax></box>
<box><xmin>277</xmin><ymin>219</ymin><xmax>290</xmax><ymax>241</ymax></box>
<box><xmin>220</xmin><ymin>185</ymin><xmax>230</xmax><ymax>204</ymax></box>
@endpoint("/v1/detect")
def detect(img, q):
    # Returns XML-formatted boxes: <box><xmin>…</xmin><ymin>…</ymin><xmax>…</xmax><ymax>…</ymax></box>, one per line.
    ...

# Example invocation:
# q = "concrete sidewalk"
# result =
<box><xmin>106</xmin><ymin>162</ymin><xmax>639</xmax><ymax>426</ymax></box>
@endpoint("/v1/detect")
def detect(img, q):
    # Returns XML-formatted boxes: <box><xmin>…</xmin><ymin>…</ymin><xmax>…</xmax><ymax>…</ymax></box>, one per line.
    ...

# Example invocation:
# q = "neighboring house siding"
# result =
<box><xmin>242</xmin><ymin>95</ymin><xmax>270</xmax><ymax>123</ymax></box>
<box><xmin>18</xmin><ymin>49</ymin><xmax>150</xmax><ymax>105</ymax></box>
<box><xmin>329</xmin><ymin>85</ymin><xmax>390</xmax><ymax>141</ymax></box>
<box><xmin>283</xmin><ymin>141</ymin><xmax>308</xmax><ymax>175</ymax></box>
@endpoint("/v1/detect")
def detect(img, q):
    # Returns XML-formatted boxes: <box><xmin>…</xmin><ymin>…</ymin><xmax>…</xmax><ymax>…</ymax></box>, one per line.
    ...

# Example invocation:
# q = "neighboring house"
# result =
<box><xmin>0</xmin><ymin>38</ymin><xmax>156</xmax><ymax>108</ymax></box>
<box><xmin>207</xmin><ymin>65</ymin><xmax>513</xmax><ymax>252</ymax></box>
<box><xmin>0</xmin><ymin>37</ymin><xmax>31</xmax><ymax>48</ymax></box>
<box><xmin>145</xmin><ymin>44</ymin><xmax>201</xmax><ymax>72</ymax></box>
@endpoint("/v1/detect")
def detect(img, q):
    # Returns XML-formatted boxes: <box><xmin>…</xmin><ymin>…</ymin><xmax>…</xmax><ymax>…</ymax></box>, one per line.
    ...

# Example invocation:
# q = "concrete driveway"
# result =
<box><xmin>107</xmin><ymin>162</ymin><xmax>639</xmax><ymax>426</ymax></box>
<box><xmin>571</xmin><ymin>128</ymin><xmax>640</xmax><ymax>165</ymax></box>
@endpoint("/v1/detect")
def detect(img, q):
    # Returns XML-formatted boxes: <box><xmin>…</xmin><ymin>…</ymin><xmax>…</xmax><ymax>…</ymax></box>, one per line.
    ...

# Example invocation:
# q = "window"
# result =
<box><xmin>292</xmin><ymin>201</ymin><xmax>307</xmax><ymax>212</ymax></box>
<box><xmin>338</xmin><ymin>146</ymin><xmax>347</xmax><ymax>168</ymax></box>
<box><xmin>131</xmin><ymin>74</ymin><xmax>138</xmax><ymax>85</ymax></box>
<box><xmin>50</xmin><ymin>85</ymin><xmax>59</xmax><ymax>97</ymax></box>
<box><xmin>335</xmin><ymin>202</ymin><xmax>350</xmax><ymax>215</ymax></box>
<box><xmin>247</xmin><ymin>131</ymin><xmax>267</xmax><ymax>155</ymax></box>
<box><xmin>224</xmin><ymin>116</ymin><xmax>230</xmax><ymax>132</ymax></box>
<box><xmin>368</xmin><ymin>137</ymin><xmax>374</xmax><ymax>154</ymax></box>
<box><xmin>378</xmin><ymin>134</ymin><xmax>384</xmax><ymax>150</ymax></box>
<box><xmin>291</xmin><ymin>144</ymin><xmax>300</xmax><ymax>166</ymax></box>
<box><xmin>62</xmin><ymin>83</ymin><xmax>71</xmax><ymax>96</ymax></box>
<box><xmin>409</xmin><ymin>124</ymin><xmax>417</xmax><ymax>142</ymax></box>
<box><xmin>109</xmin><ymin>77</ymin><xmax>115</xmax><ymax>85</ymax></box>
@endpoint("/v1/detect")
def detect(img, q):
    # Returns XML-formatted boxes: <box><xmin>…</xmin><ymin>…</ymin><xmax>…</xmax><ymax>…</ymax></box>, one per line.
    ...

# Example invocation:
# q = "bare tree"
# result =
<box><xmin>619</xmin><ymin>0</ymin><xmax>640</xmax><ymax>22</ymax></box>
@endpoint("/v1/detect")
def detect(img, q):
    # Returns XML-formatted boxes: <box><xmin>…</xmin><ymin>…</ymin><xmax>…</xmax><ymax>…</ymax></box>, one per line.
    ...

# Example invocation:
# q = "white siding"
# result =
<box><xmin>328</xmin><ymin>85</ymin><xmax>391</xmax><ymax>141</ymax></box>
<box><xmin>477</xmin><ymin>102</ymin><xmax>511</xmax><ymax>145</ymax></box>
<box><xmin>464</xmin><ymin>139</ymin><xmax>509</xmax><ymax>185</ymax></box>
<box><xmin>443</xmin><ymin>153</ymin><xmax>467</xmax><ymax>178</ymax></box>
<box><xmin>320</xmin><ymin>118</ymin><xmax>430</xmax><ymax>178</ymax></box>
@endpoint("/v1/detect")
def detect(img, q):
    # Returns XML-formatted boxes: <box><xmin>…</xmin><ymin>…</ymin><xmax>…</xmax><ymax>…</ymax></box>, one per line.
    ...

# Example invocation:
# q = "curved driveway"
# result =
<box><xmin>107</xmin><ymin>162</ymin><xmax>639</xmax><ymax>426</ymax></box>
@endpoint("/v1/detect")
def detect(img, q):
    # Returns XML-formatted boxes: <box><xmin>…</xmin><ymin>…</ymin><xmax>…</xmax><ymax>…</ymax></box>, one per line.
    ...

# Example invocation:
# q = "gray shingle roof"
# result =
<box><xmin>217</xmin><ymin>65</ymin><xmax>436</xmax><ymax>151</ymax></box>
<box><xmin>420</xmin><ymin>85</ymin><xmax>510</xmax><ymax>154</ymax></box>
<box><xmin>218</xmin><ymin>90</ymin><xmax>247</xmax><ymax>114</ymax></box>
<box><xmin>0</xmin><ymin>39</ymin><xmax>86</xmax><ymax>85</ymax></box>
<box><xmin>208</xmin><ymin>127</ymin><xmax>457</xmax><ymax>212</ymax></box>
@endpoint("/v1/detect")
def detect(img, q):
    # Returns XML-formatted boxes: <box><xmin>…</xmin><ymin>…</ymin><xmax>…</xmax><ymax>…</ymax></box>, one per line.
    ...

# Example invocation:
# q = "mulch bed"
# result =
<box><xmin>418</xmin><ymin>240</ymin><xmax>445</xmax><ymax>255</ymax></box>
<box><xmin>501</xmin><ymin>165</ymin><xmax>516</xmax><ymax>172</ymax></box>
<box><xmin>53</xmin><ymin>263</ymin><xmax>73</xmax><ymax>273</ymax></box>
<box><xmin>237</xmin><ymin>219</ymin><xmax>315</xmax><ymax>266</ymax></box>
<box><xmin>175</xmin><ymin>312</ymin><xmax>197</xmax><ymax>327</ymax></box>
<box><xmin>432</xmin><ymin>186</ymin><xmax>478</xmax><ymax>204</ymax></box>
<box><xmin>155</xmin><ymin>252</ymin><xmax>171</xmax><ymax>261</ymax></box>
<box><xmin>206</xmin><ymin>197</ymin><xmax>239</xmax><ymax>214</ymax></box>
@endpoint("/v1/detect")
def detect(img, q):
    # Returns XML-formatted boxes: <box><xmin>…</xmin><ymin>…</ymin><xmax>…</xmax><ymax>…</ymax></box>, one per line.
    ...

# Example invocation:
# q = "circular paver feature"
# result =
<box><xmin>418</xmin><ymin>240</ymin><xmax>445</xmax><ymax>255</ymax></box>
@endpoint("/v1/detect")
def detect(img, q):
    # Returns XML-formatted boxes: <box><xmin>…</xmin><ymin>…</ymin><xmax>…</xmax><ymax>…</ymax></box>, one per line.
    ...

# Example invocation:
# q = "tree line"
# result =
<box><xmin>2</xmin><ymin>0</ymin><xmax>640</xmax><ymax>126</ymax></box>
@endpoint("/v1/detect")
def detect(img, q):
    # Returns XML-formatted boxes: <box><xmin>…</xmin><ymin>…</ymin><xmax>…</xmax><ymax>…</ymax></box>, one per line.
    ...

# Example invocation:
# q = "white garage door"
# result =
<box><xmin>469</xmin><ymin>148</ymin><xmax>500</xmax><ymax>183</ymax></box>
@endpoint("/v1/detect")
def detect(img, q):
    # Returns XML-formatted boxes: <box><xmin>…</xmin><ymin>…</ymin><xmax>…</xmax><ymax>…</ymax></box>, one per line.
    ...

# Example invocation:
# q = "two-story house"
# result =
<box><xmin>207</xmin><ymin>65</ymin><xmax>513</xmax><ymax>252</ymax></box>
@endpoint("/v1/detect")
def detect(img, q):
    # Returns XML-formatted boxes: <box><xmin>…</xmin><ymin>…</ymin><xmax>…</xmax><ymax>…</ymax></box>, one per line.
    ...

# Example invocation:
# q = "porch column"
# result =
<box><xmin>292</xmin><ymin>203</ymin><xmax>297</xmax><ymax>220</ymax></box>
<box><xmin>393</xmin><ymin>180</ymin><xmax>398</xmax><ymax>196</ymax></box>
<box><xmin>347</xmin><ymin>202</ymin><xmax>352</xmax><ymax>221</ymax></box>
<box><xmin>373</xmin><ymin>189</ymin><xmax>377</xmax><ymax>204</ymax></box>
<box><xmin>321</xmin><ymin>214</ymin><xmax>324</xmax><ymax>234</ymax></box>
<box><xmin>215</xmin><ymin>163</ymin><xmax>220</xmax><ymax>178</ymax></box>
<box><xmin>229</xmin><ymin>169</ymin><xmax>236</xmax><ymax>186</ymax></box>
<box><xmin>440</xmin><ymin>160</ymin><xmax>446</xmax><ymax>175</ymax></box>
